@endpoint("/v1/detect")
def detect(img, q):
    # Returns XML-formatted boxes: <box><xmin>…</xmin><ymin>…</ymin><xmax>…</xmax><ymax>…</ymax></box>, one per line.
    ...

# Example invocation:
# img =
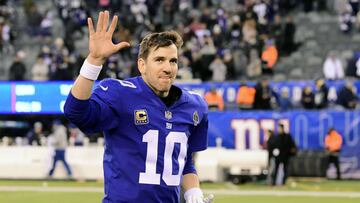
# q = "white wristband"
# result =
<box><xmin>79</xmin><ymin>60</ymin><xmax>103</xmax><ymax>80</ymax></box>
<box><xmin>184</xmin><ymin>187</ymin><xmax>203</xmax><ymax>200</ymax></box>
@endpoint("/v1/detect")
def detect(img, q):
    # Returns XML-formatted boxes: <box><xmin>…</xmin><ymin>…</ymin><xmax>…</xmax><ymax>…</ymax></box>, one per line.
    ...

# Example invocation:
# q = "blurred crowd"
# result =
<box><xmin>2</xmin><ymin>0</ymin><xmax>304</xmax><ymax>82</ymax></box>
<box><xmin>0</xmin><ymin>118</ymin><xmax>103</xmax><ymax>147</ymax></box>
<box><xmin>2</xmin><ymin>0</ymin><xmax>360</xmax><ymax>82</ymax></box>
<box><xmin>205</xmin><ymin>78</ymin><xmax>358</xmax><ymax>111</ymax></box>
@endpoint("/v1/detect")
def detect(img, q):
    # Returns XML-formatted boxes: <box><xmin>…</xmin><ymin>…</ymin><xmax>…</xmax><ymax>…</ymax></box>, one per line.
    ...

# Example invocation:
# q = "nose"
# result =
<box><xmin>162</xmin><ymin>61</ymin><xmax>173</xmax><ymax>74</ymax></box>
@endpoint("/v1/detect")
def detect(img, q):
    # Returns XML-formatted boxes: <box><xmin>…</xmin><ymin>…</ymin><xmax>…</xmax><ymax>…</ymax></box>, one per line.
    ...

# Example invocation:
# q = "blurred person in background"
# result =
<box><xmin>31</xmin><ymin>54</ymin><xmax>49</xmax><ymax>81</ymax></box>
<box><xmin>9</xmin><ymin>50</ymin><xmax>26</xmax><ymax>81</ymax></box>
<box><xmin>253</xmin><ymin>79</ymin><xmax>273</xmax><ymax>110</ymax></box>
<box><xmin>261</xmin><ymin>38</ymin><xmax>278</xmax><ymax>75</ymax></box>
<box><xmin>271</xmin><ymin>123</ymin><xmax>297</xmax><ymax>186</ymax></box>
<box><xmin>282</xmin><ymin>15</ymin><xmax>297</xmax><ymax>56</ymax></box>
<box><xmin>209</xmin><ymin>54</ymin><xmax>227</xmax><ymax>82</ymax></box>
<box><xmin>26</xmin><ymin>121</ymin><xmax>45</xmax><ymax>146</ymax></box>
<box><xmin>325</xmin><ymin>127</ymin><xmax>343</xmax><ymax>180</ymax></box>
<box><xmin>68</xmin><ymin>123</ymin><xmax>85</xmax><ymax>146</ymax></box>
<box><xmin>301</xmin><ymin>85</ymin><xmax>315</xmax><ymax>109</ymax></box>
<box><xmin>337</xmin><ymin>81</ymin><xmax>358</xmax><ymax>109</ymax></box>
<box><xmin>323</xmin><ymin>51</ymin><xmax>344</xmax><ymax>80</ymax></box>
<box><xmin>204</xmin><ymin>87</ymin><xmax>224</xmax><ymax>111</ymax></box>
<box><xmin>47</xmin><ymin>120</ymin><xmax>72</xmax><ymax>179</ymax></box>
<box><xmin>277</xmin><ymin>88</ymin><xmax>292</xmax><ymax>112</ymax></box>
<box><xmin>265</xmin><ymin>129</ymin><xmax>277</xmax><ymax>185</ymax></box>
<box><xmin>236</xmin><ymin>83</ymin><xmax>256</xmax><ymax>110</ymax></box>
<box><xmin>246</xmin><ymin>48</ymin><xmax>262</xmax><ymax>78</ymax></box>
<box><xmin>315</xmin><ymin>79</ymin><xmax>329</xmax><ymax>109</ymax></box>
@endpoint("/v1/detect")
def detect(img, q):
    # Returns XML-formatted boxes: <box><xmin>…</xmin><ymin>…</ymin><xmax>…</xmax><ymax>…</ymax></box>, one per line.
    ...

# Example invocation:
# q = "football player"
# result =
<box><xmin>64</xmin><ymin>11</ymin><xmax>212</xmax><ymax>203</ymax></box>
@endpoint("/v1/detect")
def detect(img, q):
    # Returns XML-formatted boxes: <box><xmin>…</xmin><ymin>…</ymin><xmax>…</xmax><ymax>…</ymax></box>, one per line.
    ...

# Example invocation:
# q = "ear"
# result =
<box><xmin>137</xmin><ymin>58</ymin><xmax>146</xmax><ymax>74</ymax></box>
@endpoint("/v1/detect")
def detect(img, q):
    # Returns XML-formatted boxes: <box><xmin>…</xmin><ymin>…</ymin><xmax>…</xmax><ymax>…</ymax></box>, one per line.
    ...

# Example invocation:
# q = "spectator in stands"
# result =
<box><xmin>9</xmin><ymin>51</ymin><xmax>27</xmax><ymax>81</ymax></box>
<box><xmin>209</xmin><ymin>54</ymin><xmax>227</xmax><ymax>82</ymax></box>
<box><xmin>24</xmin><ymin>3</ymin><xmax>42</xmax><ymax>37</ymax></box>
<box><xmin>345</xmin><ymin>51</ymin><xmax>360</xmax><ymax>78</ymax></box>
<box><xmin>303</xmin><ymin>0</ymin><xmax>314</xmax><ymax>12</ymax></box>
<box><xmin>68</xmin><ymin>123</ymin><xmax>85</xmax><ymax>146</ymax></box>
<box><xmin>236</xmin><ymin>83</ymin><xmax>256</xmax><ymax>110</ymax></box>
<box><xmin>0</xmin><ymin>17</ymin><xmax>13</xmax><ymax>53</ymax></box>
<box><xmin>301</xmin><ymin>86</ymin><xmax>315</xmax><ymax>109</ymax></box>
<box><xmin>177</xmin><ymin>56</ymin><xmax>193</xmax><ymax>80</ymax></box>
<box><xmin>339</xmin><ymin>3</ymin><xmax>353</xmax><ymax>33</ymax></box>
<box><xmin>337</xmin><ymin>81</ymin><xmax>358</xmax><ymax>109</ymax></box>
<box><xmin>282</xmin><ymin>15</ymin><xmax>297</xmax><ymax>56</ymax></box>
<box><xmin>323</xmin><ymin>51</ymin><xmax>344</xmax><ymax>80</ymax></box>
<box><xmin>261</xmin><ymin>38</ymin><xmax>278</xmax><ymax>75</ymax></box>
<box><xmin>242</xmin><ymin>19</ymin><xmax>258</xmax><ymax>54</ymax></box>
<box><xmin>277</xmin><ymin>88</ymin><xmax>292</xmax><ymax>112</ymax></box>
<box><xmin>325</xmin><ymin>127</ymin><xmax>343</xmax><ymax>180</ymax></box>
<box><xmin>246</xmin><ymin>48</ymin><xmax>262</xmax><ymax>78</ymax></box>
<box><xmin>39</xmin><ymin>10</ymin><xmax>53</xmax><ymax>37</ymax></box>
<box><xmin>204</xmin><ymin>87</ymin><xmax>224</xmax><ymax>111</ymax></box>
<box><xmin>315</xmin><ymin>79</ymin><xmax>329</xmax><ymax>109</ymax></box>
<box><xmin>271</xmin><ymin>123</ymin><xmax>297</xmax><ymax>186</ymax></box>
<box><xmin>31</xmin><ymin>55</ymin><xmax>49</xmax><ymax>81</ymax></box>
<box><xmin>47</xmin><ymin>120</ymin><xmax>72</xmax><ymax>179</ymax></box>
<box><xmin>199</xmin><ymin>35</ymin><xmax>216</xmax><ymax>81</ymax></box>
<box><xmin>223</xmin><ymin>49</ymin><xmax>236</xmax><ymax>80</ymax></box>
<box><xmin>354</xmin><ymin>54</ymin><xmax>360</xmax><ymax>78</ymax></box>
<box><xmin>26</xmin><ymin>122</ymin><xmax>44</xmax><ymax>146</ymax></box>
<box><xmin>253</xmin><ymin>79</ymin><xmax>273</xmax><ymax>110</ymax></box>
<box><xmin>270</xmin><ymin>15</ymin><xmax>283</xmax><ymax>55</ymax></box>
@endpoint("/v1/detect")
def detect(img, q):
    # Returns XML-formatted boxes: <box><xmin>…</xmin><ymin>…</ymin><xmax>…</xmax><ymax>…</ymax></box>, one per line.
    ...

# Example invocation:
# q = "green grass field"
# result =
<box><xmin>0</xmin><ymin>178</ymin><xmax>359</xmax><ymax>203</ymax></box>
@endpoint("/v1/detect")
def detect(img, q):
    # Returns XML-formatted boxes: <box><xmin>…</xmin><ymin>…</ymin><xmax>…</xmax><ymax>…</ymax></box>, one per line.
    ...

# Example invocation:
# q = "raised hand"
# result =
<box><xmin>87</xmin><ymin>11</ymin><xmax>130</xmax><ymax>66</ymax></box>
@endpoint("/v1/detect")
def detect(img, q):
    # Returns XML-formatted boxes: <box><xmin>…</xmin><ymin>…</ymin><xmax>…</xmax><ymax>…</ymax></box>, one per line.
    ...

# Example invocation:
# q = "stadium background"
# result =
<box><xmin>1</xmin><ymin>0</ymin><xmax>360</xmax><ymax>202</ymax></box>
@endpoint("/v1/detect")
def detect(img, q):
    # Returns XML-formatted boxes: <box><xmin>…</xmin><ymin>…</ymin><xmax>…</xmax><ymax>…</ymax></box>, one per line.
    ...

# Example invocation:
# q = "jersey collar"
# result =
<box><xmin>137</xmin><ymin>76</ymin><xmax>189</xmax><ymax>108</ymax></box>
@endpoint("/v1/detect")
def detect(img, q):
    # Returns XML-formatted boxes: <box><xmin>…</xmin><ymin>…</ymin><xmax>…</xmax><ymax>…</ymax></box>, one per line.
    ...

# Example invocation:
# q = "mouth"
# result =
<box><xmin>159</xmin><ymin>76</ymin><xmax>173</xmax><ymax>81</ymax></box>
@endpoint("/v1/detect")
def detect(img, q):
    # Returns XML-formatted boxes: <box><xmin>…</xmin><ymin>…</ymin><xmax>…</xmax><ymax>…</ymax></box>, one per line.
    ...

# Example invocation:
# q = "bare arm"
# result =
<box><xmin>182</xmin><ymin>173</ymin><xmax>200</xmax><ymax>192</ymax></box>
<box><xmin>71</xmin><ymin>11</ymin><xmax>130</xmax><ymax>100</ymax></box>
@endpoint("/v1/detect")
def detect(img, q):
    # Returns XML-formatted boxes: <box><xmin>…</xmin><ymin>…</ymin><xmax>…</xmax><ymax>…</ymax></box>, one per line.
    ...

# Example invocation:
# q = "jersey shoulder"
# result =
<box><xmin>181</xmin><ymin>88</ymin><xmax>208</xmax><ymax>113</ymax></box>
<box><xmin>95</xmin><ymin>77</ymin><xmax>141</xmax><ymax>95</ymax></box>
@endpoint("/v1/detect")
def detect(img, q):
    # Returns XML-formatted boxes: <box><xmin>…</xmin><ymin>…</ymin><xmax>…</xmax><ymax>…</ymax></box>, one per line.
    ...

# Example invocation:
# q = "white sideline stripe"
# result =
<box><xmin>204</xmin><ymin>189</ymin><xmax>360</xmax><ymax>198</ymax></box>
<box><xmin>0</xmin><ymin>186</ymin><xmax>103</xmax><ymax>193</ymax></box>
<box><xmin>0</xmin><ymin>186</ymin><xmax>360</xmax><ymax>198</ymax></box>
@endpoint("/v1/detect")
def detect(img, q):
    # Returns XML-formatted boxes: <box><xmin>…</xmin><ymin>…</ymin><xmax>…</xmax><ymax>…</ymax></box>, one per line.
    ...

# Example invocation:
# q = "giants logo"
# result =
<box><xmin>231</xmin><ymin>119</ymin><xmax>289</xmax><ymax>150</ymax></box>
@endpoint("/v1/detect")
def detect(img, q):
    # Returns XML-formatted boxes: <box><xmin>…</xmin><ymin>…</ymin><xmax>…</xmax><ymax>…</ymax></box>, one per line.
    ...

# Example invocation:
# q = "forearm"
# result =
<box><xmin>71</xmin><ymin>75</ymin><xmax>95</xmax><ymax>100</ymax></box>
<box><xmin>71</xmin><ymin>56</ymin><xmax>104</xmax><ymax>100</ymax></box>
<box><xmin>182</xmin><ymin>173</ymin><xmax>200</xmax><ymax>191</ymax></box>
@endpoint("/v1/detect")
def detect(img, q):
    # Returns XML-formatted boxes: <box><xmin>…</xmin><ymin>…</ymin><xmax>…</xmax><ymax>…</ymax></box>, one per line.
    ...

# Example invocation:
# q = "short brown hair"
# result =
<box><xmin>138</xmin><ymin>31</ymin><xmax>183</xmax><ymax>60</ymax></box>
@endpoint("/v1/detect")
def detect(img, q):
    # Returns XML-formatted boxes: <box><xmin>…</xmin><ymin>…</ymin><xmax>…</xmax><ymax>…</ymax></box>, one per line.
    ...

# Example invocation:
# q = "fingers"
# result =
<box><xmin>87</xmin><ymin>18</ymin><xmax>95</xmax><ymax>36</ymax></box>
<box><xmin>107</xmin><ymin>15</ymin><xmax>118</xmax><ymax>36</ymax></box>
<box><xmin>102</xmin><ymin>10</ymin><xmax>110</xmax><ymax>32</ymax></box>
<box><xmin>203</xmin><ymin>194</ymin><xmax>214</xmax><ymax>203</ymax></box>
<box><xmin>115</xmin><ymin>41</ymin><xmax>130</xmax><ymax>51</ymax></box>
<box><xmin>96</xmin><ymin>11</ymin><xmax>104</xmax><ymax>32</ymax></box>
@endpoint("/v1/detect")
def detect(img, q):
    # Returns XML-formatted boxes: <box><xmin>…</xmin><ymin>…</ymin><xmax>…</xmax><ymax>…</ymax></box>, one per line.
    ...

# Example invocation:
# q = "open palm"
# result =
<box><xmin>87</xmin><ymin>11</ymin><xmax>130</xmax><ymax>65</ymax></box>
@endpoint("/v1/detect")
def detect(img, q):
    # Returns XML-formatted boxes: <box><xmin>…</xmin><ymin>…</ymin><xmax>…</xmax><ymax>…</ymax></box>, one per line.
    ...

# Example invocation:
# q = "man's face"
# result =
<box><xmin>138</xmin><ymin>44</ymin><xmax>178</xmax><ymax>97</ymax></box>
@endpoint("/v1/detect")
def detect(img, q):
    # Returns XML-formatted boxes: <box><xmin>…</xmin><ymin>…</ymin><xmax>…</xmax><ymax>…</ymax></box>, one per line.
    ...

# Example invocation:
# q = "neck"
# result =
<box><xmin>142</xmin><ymin>77</ymin><xmax>169</xmax><ymax>98</ymax></box>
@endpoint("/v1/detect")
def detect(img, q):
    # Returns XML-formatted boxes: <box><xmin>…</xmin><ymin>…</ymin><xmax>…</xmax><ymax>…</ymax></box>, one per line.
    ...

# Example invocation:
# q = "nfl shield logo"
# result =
<box><xmin>165</xmin><ymin>111</ymin><xmax>172</xmax><ymax>120</ymax></box>
<box><xmin>193</xmin><ymin>111</ymin><xmax>199</xmax><ymax>126</ymax></box>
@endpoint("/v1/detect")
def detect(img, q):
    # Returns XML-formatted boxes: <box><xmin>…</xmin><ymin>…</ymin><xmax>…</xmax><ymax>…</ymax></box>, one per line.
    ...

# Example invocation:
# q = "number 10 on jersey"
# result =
<box><xmin>139</xmin><ymin>130</ymin><xmax>188</xmax><ymax>186</ymax></box>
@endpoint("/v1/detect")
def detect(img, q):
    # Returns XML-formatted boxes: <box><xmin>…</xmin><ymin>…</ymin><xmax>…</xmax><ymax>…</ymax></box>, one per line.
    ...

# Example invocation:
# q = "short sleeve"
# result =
<box><xmin>188</xmin><ymin>112</ymin><xmax>208</xmax><ymax>153</ymax></box>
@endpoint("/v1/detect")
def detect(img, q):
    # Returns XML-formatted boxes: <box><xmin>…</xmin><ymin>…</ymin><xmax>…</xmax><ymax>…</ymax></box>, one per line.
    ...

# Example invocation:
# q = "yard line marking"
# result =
<box><xmin>0</xmin><ymin>186</ymin><xmax>360</xmax><ymax>198</ymax></box>
<box><xmin>0</xmin><ymin>186</ymin><xmax>103</xmax><ymax>193</ymax></box>
<box><xmin>203</xmin><ymin>189</ymin><xmax>360</xmax><ymax>198</ymax></box>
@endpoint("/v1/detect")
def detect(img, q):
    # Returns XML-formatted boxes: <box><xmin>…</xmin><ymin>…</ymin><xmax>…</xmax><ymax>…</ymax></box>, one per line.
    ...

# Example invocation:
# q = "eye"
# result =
<box><xmin>156</xmin><ymin>58</ymin><xmax>163</xmax><ymax>62</ymax></box>
<box><xmin>170</xmin><ymin>59</ymin><xmax>178</xmax><ymax>64</ymax></box>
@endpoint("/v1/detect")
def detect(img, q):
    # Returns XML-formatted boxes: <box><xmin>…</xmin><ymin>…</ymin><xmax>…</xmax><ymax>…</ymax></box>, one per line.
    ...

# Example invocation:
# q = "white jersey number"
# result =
<box><xmin>139</xmin><ymin>130</ymin><xmax>188</xmax><ymax>186</ymax></box>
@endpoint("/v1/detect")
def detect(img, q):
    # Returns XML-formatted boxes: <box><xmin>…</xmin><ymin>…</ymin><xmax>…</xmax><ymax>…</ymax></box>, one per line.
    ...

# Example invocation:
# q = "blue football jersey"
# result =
<box><xmin>64</xmin><ymin>77</ymin><xmax>208</xmax><ymax>203</ymax></box>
